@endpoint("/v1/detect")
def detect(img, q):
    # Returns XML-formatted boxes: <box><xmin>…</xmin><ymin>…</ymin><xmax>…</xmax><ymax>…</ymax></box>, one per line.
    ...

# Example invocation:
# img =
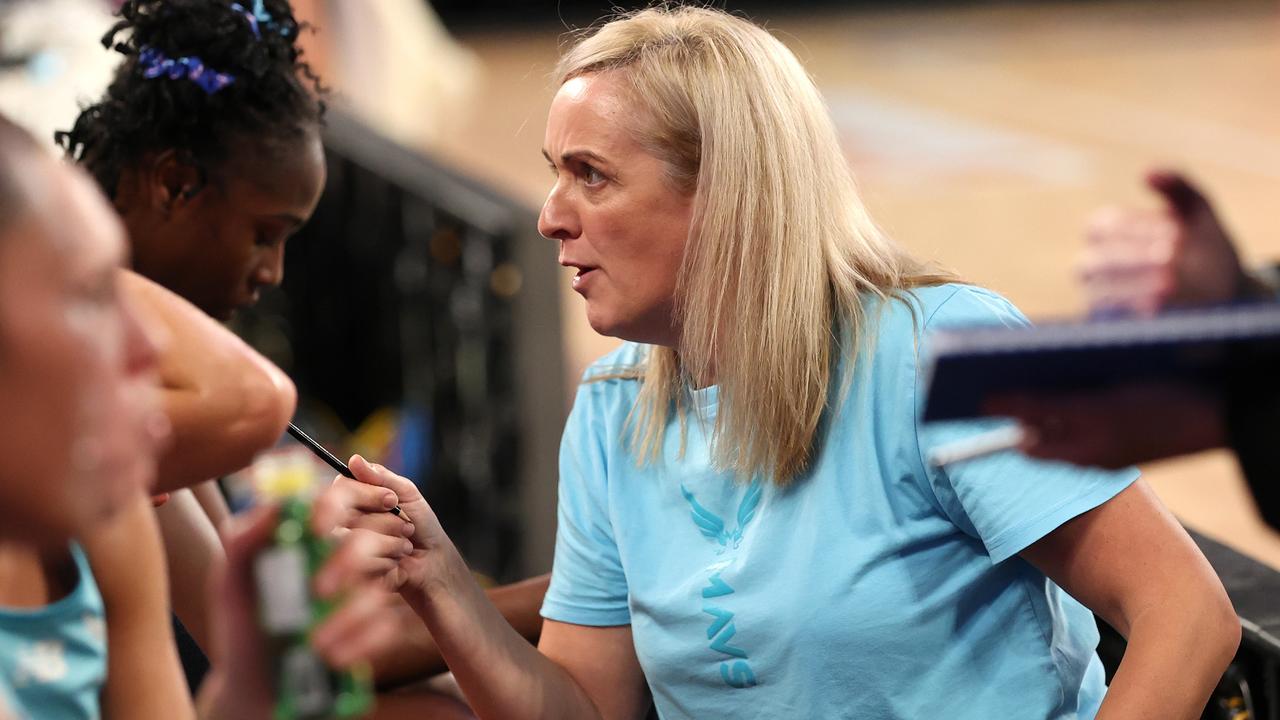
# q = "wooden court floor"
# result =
<box><xmin>422</xmin><ymin>0</ymin><xmax>1280</xmax><ymax>567</ymax></box>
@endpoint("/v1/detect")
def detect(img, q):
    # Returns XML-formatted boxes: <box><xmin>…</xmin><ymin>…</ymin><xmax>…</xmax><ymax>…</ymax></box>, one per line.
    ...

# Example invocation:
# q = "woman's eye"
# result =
<box><xmin>583</xmin><ymin>165</ymin><xmax>605</xmax><ymax>186</ymax></box>
<box><xmin>256</xmin><ymin>230</ymin><xmax>283</xmax><ymax>248</ymax></box>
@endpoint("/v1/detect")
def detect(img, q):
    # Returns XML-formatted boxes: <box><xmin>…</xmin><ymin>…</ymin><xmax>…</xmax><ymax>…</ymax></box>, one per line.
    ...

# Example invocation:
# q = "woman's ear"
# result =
<box><xmin>147</xmin><ymin>149</ymin><xmax>205</xmax><ymax>213</ymax></box>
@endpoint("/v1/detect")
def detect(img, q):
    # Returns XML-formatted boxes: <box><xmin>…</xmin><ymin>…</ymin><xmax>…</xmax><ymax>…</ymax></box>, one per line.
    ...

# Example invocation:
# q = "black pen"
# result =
<box><xmin>285</xmin><ymin>422</ymin><xmax>405</xmax><ymax>518</ymax></box>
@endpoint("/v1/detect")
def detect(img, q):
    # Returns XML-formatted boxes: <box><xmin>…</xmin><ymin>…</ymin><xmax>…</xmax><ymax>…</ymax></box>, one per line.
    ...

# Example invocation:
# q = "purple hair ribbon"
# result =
<box><xmin>137</xmin><ymin>46</ymin><xmax>235</xmax><ymax>95</ymax></box>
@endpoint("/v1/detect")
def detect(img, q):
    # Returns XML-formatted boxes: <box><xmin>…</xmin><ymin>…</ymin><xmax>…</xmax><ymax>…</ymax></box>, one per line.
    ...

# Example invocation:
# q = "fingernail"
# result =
<box><xmin>400</xmin><ymin>522</ymin><xmax>415</xmax><ymax>537</ymax></box>
<box><xmin>382</xmin><ymin>493</ymin><xmax>397</xmax><ymax>509</ymax></box>
<box><xmin>400</xmin><ymin>540</ymin><xmax>414</xmax><ymax>556</ymax></box>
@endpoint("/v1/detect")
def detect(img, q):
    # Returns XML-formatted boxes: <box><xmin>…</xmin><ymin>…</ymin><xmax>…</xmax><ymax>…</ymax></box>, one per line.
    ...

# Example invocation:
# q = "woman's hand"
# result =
<box><xmin>1080</xmin><ymin>171</ymin><xmax>1253</xmax><ymax>316</ymax></box>
<box><xmin>312</xmin><ymin>455</ymin><xmax>456</xmax><ymax>598</ymax></box>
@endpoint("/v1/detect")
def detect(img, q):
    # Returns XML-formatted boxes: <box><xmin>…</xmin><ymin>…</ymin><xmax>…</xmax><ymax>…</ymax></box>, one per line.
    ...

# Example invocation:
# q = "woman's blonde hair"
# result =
<box><xmin>559</xmin><ymin>5</ymin><xmax>952</xmax><ymax>485</ymax></box>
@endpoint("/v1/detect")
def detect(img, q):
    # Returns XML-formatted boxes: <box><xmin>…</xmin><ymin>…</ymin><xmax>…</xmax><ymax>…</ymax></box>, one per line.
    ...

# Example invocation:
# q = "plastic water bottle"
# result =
<box><xmin>253</xmin><ymin>450</ymin><xmax>374</xmax><ymax>720</ymax></box>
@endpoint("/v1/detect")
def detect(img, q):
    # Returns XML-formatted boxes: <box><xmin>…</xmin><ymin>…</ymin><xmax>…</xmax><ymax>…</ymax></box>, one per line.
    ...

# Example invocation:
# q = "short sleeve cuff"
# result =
<box><xmin>540</xmin><ymin>598</ymin><xmax>632</xmax><ymax>627</ymax></box>
<box><xmin>983</xmin><ymin>468</ymin><xmax>1140</xmax><ymax>564</ymax></box>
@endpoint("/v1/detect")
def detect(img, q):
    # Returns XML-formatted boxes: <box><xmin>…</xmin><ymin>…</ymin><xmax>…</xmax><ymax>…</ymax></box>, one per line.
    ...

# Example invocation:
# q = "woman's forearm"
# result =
<box><xmin>191</xmin><ymin>480</ymin><xmax>232</xmax><ymax>532</ymax></box>
<box><xmin>372</xmin><ymin>573</ymin><xmax>550</xmax><ymax>688</ymax></box>
<box><xmin>405</xmin><ymin>549</ymin><xmax>599</xmax><ymax>720</ymax></box>
<box><xmin>88</xmin><ymin>495</ymin><xmax>198</xmax><ymax>720</ymax></box>
<box><xmin>122</xmin><ymin>270</ymin><xmax>296</xmax><ymax>493</ymax></box>
<box><xmin>1097</xmin><ymin>597</ymin><xmax>1239</xmax><ymax>719</ymax></box>
<box><xmin>154</xmin><ymin>488</ymin><xmax>226</xmax><ymax>651</ymax></box>
<box><xmin>156</xmin><ymin>364</ymin><xmax>294</xmax><ymax>493</ymax></box>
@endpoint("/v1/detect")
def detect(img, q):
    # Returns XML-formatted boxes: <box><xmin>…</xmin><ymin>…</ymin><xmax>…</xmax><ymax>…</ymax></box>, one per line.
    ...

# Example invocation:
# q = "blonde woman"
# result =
<box><xmin>325</xmin><ymin>6</ymin><xmax>1239</xmax><ymax>718</ymax></box>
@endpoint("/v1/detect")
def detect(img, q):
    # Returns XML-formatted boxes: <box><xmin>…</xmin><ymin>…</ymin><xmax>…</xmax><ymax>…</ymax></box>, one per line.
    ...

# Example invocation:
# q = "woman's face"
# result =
<box><xmin>0</xmin><ymin>161</ymin><xmax>167</xmax><ymax>544</ymax></box>
<box><xmin>123</xmin><ymin>128</ymin><xmax>327</xmax><ymax>320</ymax></box>
<box><xmin>539</xmin><ymin>72</ymin><xmax>695</xmax><ymax>347</ymax></box>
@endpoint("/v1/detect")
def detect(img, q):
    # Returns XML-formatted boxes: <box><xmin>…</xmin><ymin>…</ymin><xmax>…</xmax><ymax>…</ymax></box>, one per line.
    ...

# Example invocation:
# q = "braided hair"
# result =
<box><xmin>55</xmin><ymin>0</ymin><xmax>326</xmax><ymax>197</ymax></box>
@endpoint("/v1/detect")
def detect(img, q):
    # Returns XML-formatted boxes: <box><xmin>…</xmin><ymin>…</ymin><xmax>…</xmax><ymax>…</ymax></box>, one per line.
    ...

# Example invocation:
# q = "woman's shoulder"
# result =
<box><xmin>869</xmin><ymin>283</ymin><xmax>1030</xmax><ymax>342</ymax></box>
<box><xmin>848</xmin><ymin>283</ymin><xmax>1031</xmax><ymax>382</ymax></box>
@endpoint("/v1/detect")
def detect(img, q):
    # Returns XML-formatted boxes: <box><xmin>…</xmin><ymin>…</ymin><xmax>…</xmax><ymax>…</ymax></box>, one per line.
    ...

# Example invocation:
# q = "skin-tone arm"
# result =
<box><xmin>121</xmin><ymin>270</ymin><xmax>296</xmax><ymax>495</ymax></box>
<box><xmin>314</xmin><ymin>458</ymin><xmax>652</xmax><ymax>720</ymax></box>
<box><xmin>407</xmin><ymin>564</ymin><xmax>646</xmax><ymax>720</ymax></box>
<box><xmin>985</xmin><ymin>383</ymin><xmax>1226</xmax><ymax>470</ymax></box>
<box><xmin>83</xmin><ymin>493</ymin><xmax>197</xmax><ymax>720</ymax></box>
<box><xmin>369</xmin><ymin>574</ymin><xmax>550</xmax><ymax>688</ymax></box>
<box><xmin>1021</xmin><ymin>481</ymin><xmax>1240</xmax><ymax>720</ymax></box>
<box><xmin>154</xmin><ymin>488</ymin><xmax>226</xmax><ymax>652</ymax></box>
<box><xmin>123</xmin><ymin>270</ymin><xmax>289</xmax><ymax>656</ymax></box>
<box><xmin>191</xmin><ymin>480</ymin><xmax>232</xmax><ymax>531</ymax></box>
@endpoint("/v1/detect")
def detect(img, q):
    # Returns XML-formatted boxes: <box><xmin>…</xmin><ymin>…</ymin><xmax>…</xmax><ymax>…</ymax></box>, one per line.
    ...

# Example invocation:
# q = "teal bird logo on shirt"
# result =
<box><xmin>680</xmin><ymin>480</ymin><xmax>764</xmax><ymax>688</ymax></box>
<box><xmin>680</xmin><ymin>480</ymin><xmax>763</xmax><ymax>551</ymax></box>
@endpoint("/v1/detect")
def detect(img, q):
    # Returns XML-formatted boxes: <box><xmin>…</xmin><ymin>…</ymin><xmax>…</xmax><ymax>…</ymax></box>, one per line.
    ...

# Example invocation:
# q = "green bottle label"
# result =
<box><xmin>254</xmin><ymin>497</ymin><xmax>374</xmax><ymax>719</ymax></box>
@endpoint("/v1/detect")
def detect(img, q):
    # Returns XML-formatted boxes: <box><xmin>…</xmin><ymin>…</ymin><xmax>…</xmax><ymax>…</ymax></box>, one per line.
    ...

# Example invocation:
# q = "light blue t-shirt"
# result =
<box><xmin>542</xmin><ymin>284</ymin><xmax>1140</xmax><ymax>719</ymax></box>
<box><xmin>0</xmin><ymin>674</ymin><xmax>18</xmax><ymax>720</ymax></box>
<box><xmin>0</xmin><ymin>543</ymin><xmax>107</xmax><ymax>720</ymax></box>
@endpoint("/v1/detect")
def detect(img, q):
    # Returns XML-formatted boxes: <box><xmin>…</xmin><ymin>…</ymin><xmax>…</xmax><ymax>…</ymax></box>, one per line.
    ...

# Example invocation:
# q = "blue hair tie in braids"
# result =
<box><xmin>230</xmin><ymin>0</ymin><xmax>293</xmax><ymax>39</ymax></box>
<box><xmin>137</xmin><ymin>46</ymin><xmax>235</xmax><ymax>95</ymax></box>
